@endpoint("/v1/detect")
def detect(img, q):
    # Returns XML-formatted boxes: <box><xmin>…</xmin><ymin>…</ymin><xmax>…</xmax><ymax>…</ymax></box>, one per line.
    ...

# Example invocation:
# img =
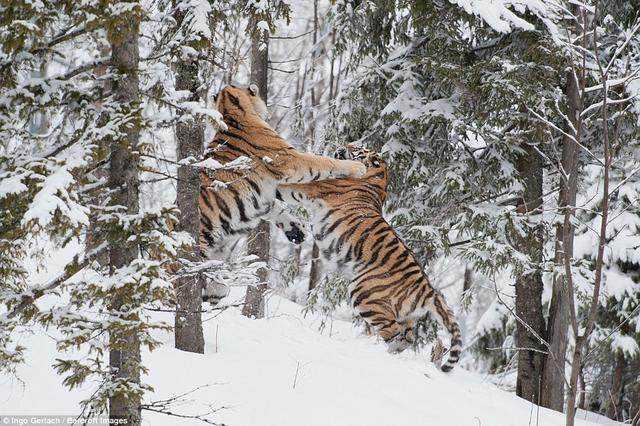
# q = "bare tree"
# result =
<box><xmin>540</xmin><ymin>5</ymin><xmax>584</xmax><ymax>410</ymax></box>
<box><xmin>107</xmin><ymin>6</ymin><xmax>142</xmax><ymax>424</ymax></box>
<box><xmin>173</xmin><ymin>4</ymin><xmax>205</xmax><ymax>354</ymax></box>
<box><xmin>565</xmin><ymin>12</ymin><xmax>615</xmax><ymax>424</ymax></box>
<box><xmin>306</xmin><ymin>0</ymin><xmax>325</xmax><ymax>295</ymax></box>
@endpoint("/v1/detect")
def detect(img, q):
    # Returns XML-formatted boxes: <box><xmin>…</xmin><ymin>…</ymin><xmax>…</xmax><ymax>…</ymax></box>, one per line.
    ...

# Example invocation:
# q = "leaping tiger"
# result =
<box><xmin>199</xmin><ymin>84</ymin><xmax>367</xmax><ymax>302</ymax></box>
<box><xmin>276</xmin><ymin>144</ymin><xmax>462</xmax><ymax>372</ymax></box>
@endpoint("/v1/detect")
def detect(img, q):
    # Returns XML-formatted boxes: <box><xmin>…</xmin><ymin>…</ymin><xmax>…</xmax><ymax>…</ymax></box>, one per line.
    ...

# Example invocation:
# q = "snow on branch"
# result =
<box><xmin>449</xmin><ymin>0</ymin><xmax>560</xmax><ymax>35</ymax></box>
<box><xmin>5</xmin><ymin>243</ymin><xmax>109</xmax><ymax>320</ymax></box>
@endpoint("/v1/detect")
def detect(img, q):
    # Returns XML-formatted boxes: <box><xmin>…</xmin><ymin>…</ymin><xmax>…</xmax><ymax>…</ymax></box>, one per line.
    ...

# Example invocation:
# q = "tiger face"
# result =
<box><xmin>215</xmin><ymin>83</ymin><xmax>269</xmax><ymax>121</ymax></box>
<box><xmin>334</xmin><ymin>143</ymin><xmax>386</xmax><ymax>172</ymax></box>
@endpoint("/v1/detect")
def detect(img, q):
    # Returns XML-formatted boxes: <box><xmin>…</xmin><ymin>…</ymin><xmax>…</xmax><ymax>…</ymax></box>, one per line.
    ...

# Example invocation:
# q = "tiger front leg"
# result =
<box><xmin>281</xmin><ymin>151</ymin><xmax>366</xmax><ymax>183</ymax></box>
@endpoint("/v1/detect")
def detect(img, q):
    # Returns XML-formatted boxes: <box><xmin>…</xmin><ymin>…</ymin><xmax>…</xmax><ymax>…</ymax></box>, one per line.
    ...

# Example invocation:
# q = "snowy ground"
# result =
<box><xmin>0</xmin><ymin>287</ymin><xmax>622</xmax><ymax>426</ymax></box>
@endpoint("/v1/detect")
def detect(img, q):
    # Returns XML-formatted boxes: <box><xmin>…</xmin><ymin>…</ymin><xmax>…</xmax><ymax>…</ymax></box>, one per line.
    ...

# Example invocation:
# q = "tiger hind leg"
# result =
<box><xmin>378</xmin><ymin>320</ymin><xmax>410</xmax><ymax>353</ymax></box>
<box><xmin>386</xmin><ymin>319</ymin><xmax>416</xmax><ymax>353</ymax></box>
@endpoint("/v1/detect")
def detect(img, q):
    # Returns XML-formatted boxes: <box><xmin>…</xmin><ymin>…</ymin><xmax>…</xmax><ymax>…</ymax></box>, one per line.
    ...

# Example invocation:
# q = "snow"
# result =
<box><xmin>603</xmin><ymin>267</ymin><xmax>640</xmax><ymax>303</ymax></box>
<box><xmin>192</xmin><ymin>157</ymin><xmax>224</xmax><ymax>170</ymax></box>
<box><xmin>21</xmin><ymin>164</ymin><xmax>89</xmax><ymax>228</ymax></box>
<box><xmin>449</xmin><ymin>0</ymin><xmax>560</xmax><ymax>36</ymax></box>
<box><xmin>475</xmin><ymin>298</ymin><xmax>510</xmax><ymax>335</ymax></box>
<box><xmin>1</xmin><ymin>289</ymin><xmax>614</xmax><ymax>426</ymax></box>
<box><xmin>611</xmin><ymin>333</ymin><xmax>639</xmax><ymax>357</ymax></box>
<box><xmin>0</xmin><ymin>174</ymin><xmax>27</xmax><ymax>197</ymax></box>
<box><xmin>190</xmin><ymin>0</ymin><xmax>213</xmax><ymax>40</ymax></box>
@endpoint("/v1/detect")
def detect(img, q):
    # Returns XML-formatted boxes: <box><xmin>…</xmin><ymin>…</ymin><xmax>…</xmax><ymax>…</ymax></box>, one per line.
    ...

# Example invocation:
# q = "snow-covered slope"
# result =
<box><xmin>0</xmin><ymin>291</ymin><xmax>617</xmax><ymax>426</ymax></box>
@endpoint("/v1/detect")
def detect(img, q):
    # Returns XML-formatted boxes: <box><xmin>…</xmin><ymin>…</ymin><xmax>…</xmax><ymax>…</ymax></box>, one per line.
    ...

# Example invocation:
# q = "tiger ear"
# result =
<box><xmin>248</xmin><ymin>83</ymin><xmax>259</xmax><ymax>96</ymax></box>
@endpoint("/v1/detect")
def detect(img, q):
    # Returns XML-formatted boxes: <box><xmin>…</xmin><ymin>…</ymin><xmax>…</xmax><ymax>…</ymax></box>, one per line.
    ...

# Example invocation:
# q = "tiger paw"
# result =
<box><xmin>387</xmin><ymin>336</ymin><xmax>411</xmax><ymax>354</ymax></box>
<box><xmin>344</xmin><ymin>160</ymin><xmax>367</xmax><ymax>178</ymax></box>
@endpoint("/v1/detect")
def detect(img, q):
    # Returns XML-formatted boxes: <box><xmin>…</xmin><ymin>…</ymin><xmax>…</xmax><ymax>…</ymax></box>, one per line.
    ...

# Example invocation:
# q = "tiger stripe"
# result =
<box><xmin>199</xmin><ymin>85</ymin><xmax>367</xmax><ymax>304</ymax></box>
<box><xmin>277</xmin><ymin>146</ymin><xmax>462</xmax><ymax>372</ymax></box>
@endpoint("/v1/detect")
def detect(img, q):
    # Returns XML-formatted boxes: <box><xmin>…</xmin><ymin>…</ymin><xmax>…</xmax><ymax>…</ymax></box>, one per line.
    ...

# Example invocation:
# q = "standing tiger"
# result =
<box><xmin>199</xmin><ymin>84</ymin><xmax>366</xmax><ymax>302</ymax></box>
<box><xmin>276</xmin><ymin>144</ymin><xmax>462</xmax><ymax>372</ymax></box>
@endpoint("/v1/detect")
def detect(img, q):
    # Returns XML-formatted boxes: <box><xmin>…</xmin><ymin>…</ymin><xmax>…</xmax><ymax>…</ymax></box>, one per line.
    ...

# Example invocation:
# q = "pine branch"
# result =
<box><xmin>270</xmin><ymin>30</ymin><xmax>313</xmax><ymax>39</ymax></box>
<box><xmin>7</xmin><ymin>243</ymin><xmax>109</xmax><ymax>319</ymax></box>
<box><xmin>57</xmin><ymin>58</ymin><xmax>112</xmax><ymax>81</ymax></box>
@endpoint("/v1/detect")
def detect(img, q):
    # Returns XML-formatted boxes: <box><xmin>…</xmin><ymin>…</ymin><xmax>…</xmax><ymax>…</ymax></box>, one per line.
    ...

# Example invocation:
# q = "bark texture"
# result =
<box><xmin>107</xmin><ymin>7</ymin><xmax>142</xmax><ymax>424</ymax></box>
<box><xmin>173</xmin><ymin>6</ymin><xmax>205</xmax><ymax>353</ymax></box>
<box><xmin>540</xmin><ymin>66</ymin><xmax>582</xmax><ymax>412</ymax></box>
<box><xmin>514</xmin><ymin>142</ymin><xmax>546</xmax><ymax>405</ymax></box>
<box><xmin>242</xmin><ymin>24</ymin><xmax>270</xmax><ymax>318</ymax></box>
<box><xmin>243</xmin><ymin>221</ymin><xmax>270</xmax><ymax>318</ymax></box>
<box><xmin>308</xmin><ymin>242</ymin><xmax>321</xmax><ymax>294</ymax></box>
<box><xmin>606</xmin><ymin>351</ymin><xmax>625</xmax><ymax>421</ymax></box>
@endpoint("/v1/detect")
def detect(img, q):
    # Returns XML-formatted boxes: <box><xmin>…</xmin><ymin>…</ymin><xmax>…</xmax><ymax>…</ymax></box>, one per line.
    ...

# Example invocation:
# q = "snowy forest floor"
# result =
<box><xmin>0</xmin><ymin>285</ymin><xmax>623</xmax><ymax>426</ymax></box>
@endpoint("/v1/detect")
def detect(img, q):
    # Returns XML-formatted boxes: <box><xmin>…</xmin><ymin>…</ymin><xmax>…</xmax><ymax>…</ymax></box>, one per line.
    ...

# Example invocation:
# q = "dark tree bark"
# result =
<box><xmin>462</xmin><ymin>266</ymin><xmax>473</xmax><ymax>297</ymax></box>
<box><xmin>307</xmin><ymin>0</ymin><xmax>319</xmax><ymax>150</ymax></box>
<box><xmin>306</xmin><ymin>2</ymin><xmax>322</xmax><ymax>295</ymax></box>
<box><xmin>308</xmin><ymin>242</ymin><xmax>321</xmax><ymax>294</ymax></box>
<box><xmin>577</xmin><ymin>365</ymin><xmax>587</xmax><ymax>410</ymax></box>
<box><xmin>173</xmin><ymin>5</ymin><xmax>205</xmax><ymax>354</ymax></box>
<box><xmin>514</xmin><ymin>141</ymin><xmax>546</xmax><ymax>405</ymax></box>
<box><xmin>242</xmin><ymin>22</ymin><xmax>270</xmax><ymax>319</ymax></box>
<box><xmin>107</xmin><ymin>6</ymin><xmax>141</xmax><ymax>424</ymax></box>
<box><xmin>606</xmin><ymin>351</ymin><xmax>625</xmax><ymax>421</ymax></box>
<box><xmin>243</xmin><ymin>221</ymin><xmax>270</xmax><ymax>318</ymax></box>
<box><xmin>630</xmin><ymin>377</ymin><xmax>640</xmax><ymax>426</ymax></box>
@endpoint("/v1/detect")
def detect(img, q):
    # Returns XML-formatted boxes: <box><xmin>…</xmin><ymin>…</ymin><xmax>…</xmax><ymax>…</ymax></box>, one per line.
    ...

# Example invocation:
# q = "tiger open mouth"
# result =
<box><xmin>334</xmin><ymin>144</ymin><xmax>383</xmax><ymax>169</ymax></box>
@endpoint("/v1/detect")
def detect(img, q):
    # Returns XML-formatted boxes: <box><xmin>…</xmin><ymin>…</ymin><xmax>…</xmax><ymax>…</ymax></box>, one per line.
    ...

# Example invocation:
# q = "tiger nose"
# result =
<box><xmin>334</xmin><ymin>147</ymin><xmax>348</xmax><ymax>159</ymax></box>
<box><xmin>285</xmin><ymin>228</ymin><xmax>305</xmax><ymax>244</ymax></box>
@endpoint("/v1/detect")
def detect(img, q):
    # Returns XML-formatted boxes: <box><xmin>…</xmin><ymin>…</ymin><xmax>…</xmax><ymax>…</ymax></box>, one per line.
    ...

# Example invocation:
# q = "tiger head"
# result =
<box><xmin>334</xmin><ymin>143</ymin><xmax>388</xmax><ymax>203</ymax></box>
<box><xmin>334</xmin><ymin>143</ymin><xmax>387</xmax><ymax>174</ymax></box>
<box><xmin>215</xmin><ymin>84</ymin><xmax>269</xmax><ymax>121</ymax></box>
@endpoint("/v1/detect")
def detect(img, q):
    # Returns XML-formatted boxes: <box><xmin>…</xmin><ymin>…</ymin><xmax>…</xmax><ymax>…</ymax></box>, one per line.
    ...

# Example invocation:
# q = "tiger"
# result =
<box><xmin>199</xmin><ymin>84</ymin><xmax>367</xmax><ymax>303</ymax></box>
<box><xmin>276</xmin><ymin>144</ymin><xmax>463</xmax><ymax>372</ymax></box>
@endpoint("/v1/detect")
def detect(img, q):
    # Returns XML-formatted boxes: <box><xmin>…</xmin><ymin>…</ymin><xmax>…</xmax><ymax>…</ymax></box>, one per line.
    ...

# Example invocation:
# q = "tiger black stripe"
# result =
<box><xmin>199</xmin><ymin>85</ymin><xmax>369</xmax><ymax>309</ymax></box>
<box><xmin>276</xmin><ymin>146</ymin><xmax>462</xmax><ymax>372</ymax></box>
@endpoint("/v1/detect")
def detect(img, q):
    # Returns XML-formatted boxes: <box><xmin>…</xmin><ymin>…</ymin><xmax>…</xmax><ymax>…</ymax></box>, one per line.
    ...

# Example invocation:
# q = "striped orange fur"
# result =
<box><xmin>277</xmin><ymin>145</ymin><xmax>462</xmax><ymax>372</ymax></box>
<box><xmin>199</xmin><ymin>85</ymin><xmax>366</xmax><ymax>303</ymax></box>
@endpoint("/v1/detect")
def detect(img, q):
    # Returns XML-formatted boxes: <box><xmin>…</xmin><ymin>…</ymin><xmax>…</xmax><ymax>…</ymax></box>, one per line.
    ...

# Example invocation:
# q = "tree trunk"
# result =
<box><xmin>540</xmin><ymin>64</ymin><xmax>582</xmax><ymax>412</ymax></box>
<box><xmin>630</xmin><ymin>379</ymin><xmax>640</xmax><ymax>426</ymax></box>
<box><xmin>173</xmin><ymin>5</ymin><xmax>205</xmax><ymax>354</ymax></box>
<box><xmin>107</xmin><ymin>6</ymin><xmax>141</xmax><ymax>424</ymax></box>
<box><xmin>308</xmin><ymin>0</ymin><xmax>319</xmax><ymax>151</ymax></box>
<box><xmin>242</xmin><ymin>221</ymin><xmax>270</xmax><ymax>318</ymax></box>
<box><xmin>566</xmin><ymin>338</ymin><xmax>584</xmax><ymax>425</ymax></box>
<box><xmin>242</xmin><ymin>18</ymin><xmax>271</xmax><ymax>319</ymax></box>
<box><xmin>566</xmin><ymin>38</ymin><xmax>612</xmax><ymax>425</ymax></box>
<box><xmin>606</xmin><ymin>351</ymin><xmax>625</xmax><ymax>421</ymax></box>
<box><xmin>308</xmin><ymin>242</ymin><xmax>321</xmax><ymax>294</ymax></box>
<box><xmin>514</xmin><ymin>141</ymin><xmax>546</xmax><ymax>405</ymax></box>
<box><xmin>578</xmin><ymin>365</ymin><xmax>587</xmax><ymax>410</ymax></box>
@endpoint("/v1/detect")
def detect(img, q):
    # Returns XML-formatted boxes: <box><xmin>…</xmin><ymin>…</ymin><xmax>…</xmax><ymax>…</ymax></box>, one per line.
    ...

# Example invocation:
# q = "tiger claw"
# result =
<box><xmin>352</xmin><ymin>161</ymin><xmax>367</xmax><ymax>178</ymax></box>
